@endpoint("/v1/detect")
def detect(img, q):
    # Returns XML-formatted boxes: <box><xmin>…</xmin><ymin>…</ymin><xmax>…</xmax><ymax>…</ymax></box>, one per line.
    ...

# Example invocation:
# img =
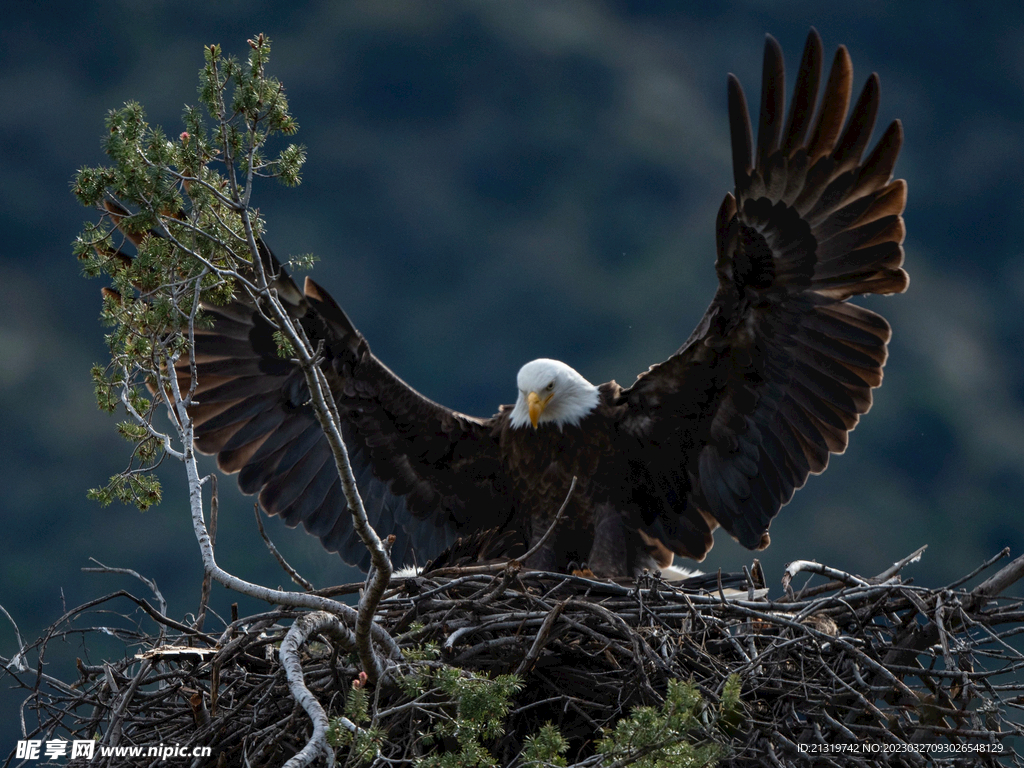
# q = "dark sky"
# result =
<box><xmin>2</xmin><ymin>0</ymin><xmax>1024</xmax><ymax>753</ymax></box>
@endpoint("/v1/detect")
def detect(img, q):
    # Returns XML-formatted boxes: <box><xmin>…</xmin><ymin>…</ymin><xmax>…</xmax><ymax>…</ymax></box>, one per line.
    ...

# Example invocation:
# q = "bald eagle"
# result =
<box><xmin>184</xmin><ymin>30</ymin><xmax>907</xmax><ymax>577</ymax></box>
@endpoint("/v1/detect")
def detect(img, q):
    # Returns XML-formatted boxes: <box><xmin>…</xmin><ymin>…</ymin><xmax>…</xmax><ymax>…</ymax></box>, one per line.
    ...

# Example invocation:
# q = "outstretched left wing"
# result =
<box><xmin>618</xmin><ymin>30</ymin><xmax>908</xmax><ymax>562</ymax></box>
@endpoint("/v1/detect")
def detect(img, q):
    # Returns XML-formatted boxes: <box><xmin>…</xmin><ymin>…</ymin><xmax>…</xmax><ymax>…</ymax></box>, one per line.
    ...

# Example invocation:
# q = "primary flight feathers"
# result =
<box><xmin>112</xmin><ymin>29</ymin><xmax>908</xmax><ymax>577</ymax></box>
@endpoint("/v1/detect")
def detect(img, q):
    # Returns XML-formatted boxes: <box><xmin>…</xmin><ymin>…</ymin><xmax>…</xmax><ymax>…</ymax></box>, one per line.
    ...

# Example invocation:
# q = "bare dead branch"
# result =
<box><xmin>519</xmin><ymin>476</ymin><xmax>577</xmax><ymax>566</ymax></box>
<box><xmin>254</xmin><ymin>501</ymin><xmax>314</xmax><ymax>591</ymax></box>
<box><xmin>278</xmin><ymin>611</ymin><xmax>364</xmax><ymax>768</ymax></box>
<box><xmin>82</xmin><ymin>559</ymin><xmax>167</xmax><ymax>619</ymax></box>
<box><xmin>194</xmin><ymin>473</ymin><xmax>216</xmax><ymax>633</ymax></box>
<box><xmin>973</xmin><ymin>552</ymin><xmax>1024</xmax><ymax>601</ymax></box>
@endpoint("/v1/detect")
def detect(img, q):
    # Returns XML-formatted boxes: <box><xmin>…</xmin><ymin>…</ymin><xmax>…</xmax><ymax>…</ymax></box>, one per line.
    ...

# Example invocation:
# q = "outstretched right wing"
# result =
<box><xmin>180</xmin><ymin>244</ymin><xmax>513</xmax><ymax>570</ymax></box>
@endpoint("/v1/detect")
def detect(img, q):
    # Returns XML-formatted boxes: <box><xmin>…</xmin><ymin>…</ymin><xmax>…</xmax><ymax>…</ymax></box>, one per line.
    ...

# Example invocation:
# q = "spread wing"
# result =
<box><xmin>182</xmin><ymin>244</ymin><xmax>511</xmax><ymax>570</ymax></box>
<box><xmin>618</xmin><ymin>30</ymin><xmax>908</xmax><ymax>561</ymax></box>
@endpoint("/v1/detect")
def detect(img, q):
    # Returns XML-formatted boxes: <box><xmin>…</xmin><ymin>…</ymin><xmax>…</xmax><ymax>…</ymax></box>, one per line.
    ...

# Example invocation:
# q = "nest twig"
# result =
<box><xmin>5</xmin><ymin>549</ymin><xmax>1024</xmax><ymax>767</ymax></box>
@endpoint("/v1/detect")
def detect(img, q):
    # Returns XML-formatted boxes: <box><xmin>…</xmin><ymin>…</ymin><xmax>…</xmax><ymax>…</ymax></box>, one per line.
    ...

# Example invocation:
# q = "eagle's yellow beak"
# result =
<box><xmin>527</xmin><ymin>391</ymin><xmax>554</xmax><ymax>429</ymax></box>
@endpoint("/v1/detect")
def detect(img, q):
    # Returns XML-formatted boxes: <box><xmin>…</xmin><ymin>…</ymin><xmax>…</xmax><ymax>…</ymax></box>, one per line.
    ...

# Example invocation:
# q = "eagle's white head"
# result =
<box><xmin>509</xmin><ymin>358</ymin><xmax>601</xmax><ymax>430</ymax></box>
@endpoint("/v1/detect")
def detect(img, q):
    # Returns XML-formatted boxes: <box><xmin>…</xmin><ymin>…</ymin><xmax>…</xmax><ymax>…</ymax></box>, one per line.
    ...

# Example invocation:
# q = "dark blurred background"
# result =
<box><xmin>2</xmin><ymin>0</ymin><xmax>1023</xmax><ymax>753</ymax></box>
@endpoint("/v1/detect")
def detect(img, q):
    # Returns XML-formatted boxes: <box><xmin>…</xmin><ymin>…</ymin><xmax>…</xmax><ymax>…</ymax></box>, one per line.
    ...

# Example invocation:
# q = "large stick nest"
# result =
<box><xmin>7</xmin><ymin>549</ymin><xmax>1024</xmax><ymax>767</ymax></box>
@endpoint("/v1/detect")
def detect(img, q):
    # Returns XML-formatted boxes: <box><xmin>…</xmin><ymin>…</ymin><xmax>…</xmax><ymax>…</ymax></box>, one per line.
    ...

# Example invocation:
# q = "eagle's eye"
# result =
<box><xmin>546</xmin><ymin>381</ymin><xmax>555</xmax><ymax>391</ymax></box>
